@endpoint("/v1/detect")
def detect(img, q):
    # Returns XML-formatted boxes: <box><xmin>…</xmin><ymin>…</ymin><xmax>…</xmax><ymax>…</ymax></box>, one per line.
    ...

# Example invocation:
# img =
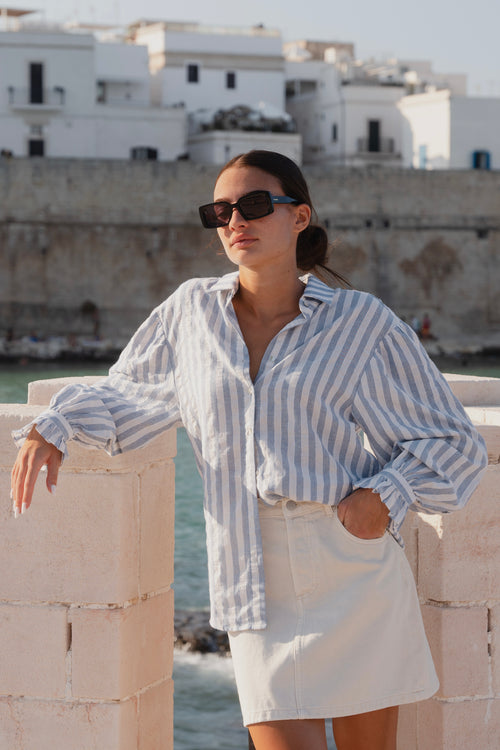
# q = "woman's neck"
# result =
<box><xmin>236</xmin><ymin>266</ymin><xmax>305</xmax><ymax>322</ymax></box>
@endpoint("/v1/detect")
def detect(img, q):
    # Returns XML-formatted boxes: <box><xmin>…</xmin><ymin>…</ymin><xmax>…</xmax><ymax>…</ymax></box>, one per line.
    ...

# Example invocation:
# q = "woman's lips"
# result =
<box><xmin>231</xmin><ymin>235</ymin><xmax>256</xmax><ymax>248</ymax></box>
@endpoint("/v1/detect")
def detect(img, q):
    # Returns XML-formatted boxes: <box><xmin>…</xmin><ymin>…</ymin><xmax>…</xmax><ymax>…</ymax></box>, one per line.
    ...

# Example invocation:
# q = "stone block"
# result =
<box><xmin>139</xmin><ymin>461</ymin><xmax>176</xmax><ymax>595</ymax></box>
<box><xmin>71</xmin><ymin>590</ymin><xmax>173</xmax><ymax>700</ymax></box>
<box><xmin>444</xmin><ymin>374</ymin><xmax>500</xmax><ymax>407</ymax></box>
<box><xmin>397</xmin><ymin>702</ymin><xmax>417</xmax><ymax>750</ymax></box>
<box><xmin>422</xmin><ymin>604</ymin><xmax>489</xmax><ymax>698</ymax></box>
<box><xmin>0</xmin><ymin>469</ymin><xmax>140</xmax><ymax>604</ymax></box>
<box><xmin>399</xmin><ymin>510</ymin><xmax>418</xmax><ymax>583</ymax></box>
<box><xmin>27</xmin><ymin>376</ymin><xmax>104</xmax><ymax>405</ymax></box>
<box><xmin>138</xmin><ymin>679</ymin><xmax>174</xmax><ymax>750</ymax></box>
<box><xmin>0</xmin><ymin>404</ymin><xmax>44</xmax><ymax>468</ymax></box>
<box><xmin>418</xmin><ymin>466</ymin><xmax>500</xmax><ymax>602</ymax></box>
<box><xmin>0</xmin><ymin>403</ymin><xmax>176</xmax><ymax>473</ymax></box>
<box><xmin>490</xmin><ymin>604</ymin><xmax>500</xmax><ymax>695</ymax></box>
<box><xmin>0</xmin><ymin>604</ymin><xmax>68</xmax><ymax>698</ymax></box>
<box><xmin>0</xmin><ymin>695</ymin><xmax>138</xmax><ymax>750</ymax></box>
<box><xmin>418</xmin><ymin>698</ymin><xmax>500</xmax><ymax>750</ymax></box>
<box><xmin>476</xmin><ymin>424</ymin><xmax>500</xmax><ymax>465</ymax></box>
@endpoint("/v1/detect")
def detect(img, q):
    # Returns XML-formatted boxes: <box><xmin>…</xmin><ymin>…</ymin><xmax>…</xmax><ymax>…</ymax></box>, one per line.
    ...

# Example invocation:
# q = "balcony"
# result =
<box><xmin>357</xmin><ymin>136</ymin><xmax>396</xmax><ymax>154</ymax></box>
<box><xmin>7</xmin><ymin>86</ymin><xmax>66</xmax><ymax>111</ymax></box>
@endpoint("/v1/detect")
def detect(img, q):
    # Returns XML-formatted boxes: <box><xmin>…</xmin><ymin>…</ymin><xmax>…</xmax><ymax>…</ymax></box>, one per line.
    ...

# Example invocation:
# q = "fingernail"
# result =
<box><xmin>50</xmin><ymin>485</ymin><xmax>57</xmax><ymax>496</ymax></box>
<box><xmin>10</xmin><ymin>488</ymin><xmax>13</xmax><ymax>500</ymax></box>
<box><xmin>14</xmin><ymin>506</ymin><xmax>19</xmax><ymax>519</ymax></box>
<box><xmin>21</xmin><ymin>503</ymin><xmax>27</xmax><ymax>515</ymax></box>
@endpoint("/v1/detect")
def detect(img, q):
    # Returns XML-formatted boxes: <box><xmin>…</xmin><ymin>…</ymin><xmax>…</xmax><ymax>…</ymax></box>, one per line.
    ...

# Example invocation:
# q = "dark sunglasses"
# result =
<box><xmin>198</xmin><ymin>190</ymin><xmax>299</xmax><ymax>229</ymax></box>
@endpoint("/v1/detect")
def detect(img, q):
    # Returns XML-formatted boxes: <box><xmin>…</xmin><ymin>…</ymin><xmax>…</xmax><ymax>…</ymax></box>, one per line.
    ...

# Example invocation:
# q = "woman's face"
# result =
<box><xmin>213</xmin><ymin>166</ymin><xmax>310</xmax><ymax>273</ymax></box>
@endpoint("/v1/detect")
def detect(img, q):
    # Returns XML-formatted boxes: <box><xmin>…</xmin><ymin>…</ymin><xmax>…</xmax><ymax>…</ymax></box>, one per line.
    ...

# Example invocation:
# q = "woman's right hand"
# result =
<box><xmin>11</xmin><ymin>426</ymin><xmax>63</xmax><ymax>517</ymax></box>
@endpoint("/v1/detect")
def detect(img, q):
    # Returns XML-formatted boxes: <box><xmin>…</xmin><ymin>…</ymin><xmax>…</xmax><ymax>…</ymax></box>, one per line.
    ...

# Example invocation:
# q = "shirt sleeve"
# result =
<box><xmin>351</xmin><ymin>319</ymin><xmax>488</xmax><ymax>539</ymax></box>
<box><xmin>12</xmin><ymin>307</ymin><xmax>182</xmax><ymax>458</ymax></box>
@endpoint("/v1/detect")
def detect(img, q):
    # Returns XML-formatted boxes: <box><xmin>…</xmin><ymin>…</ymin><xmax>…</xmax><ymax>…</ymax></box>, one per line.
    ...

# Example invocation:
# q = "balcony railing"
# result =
<box><xmin>7</xmin><ymin>86</ymin><xmax>66</xmax><ymax>109</ymax></box>
<box><xmin>357</xmin><ymin>136</ymin><xmax>395</xmax><ymax>154</ymax></box>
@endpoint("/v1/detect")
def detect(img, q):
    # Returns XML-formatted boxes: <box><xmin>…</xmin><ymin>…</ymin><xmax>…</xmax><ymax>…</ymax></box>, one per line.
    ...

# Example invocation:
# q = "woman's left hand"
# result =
<box><xmin>337</xmin><ymin>488</ymin><xmax>390</xmax><ymax>539</ymax></box>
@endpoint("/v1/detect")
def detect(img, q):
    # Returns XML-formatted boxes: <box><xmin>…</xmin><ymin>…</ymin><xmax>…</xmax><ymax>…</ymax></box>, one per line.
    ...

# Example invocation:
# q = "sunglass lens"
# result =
<box><xmin>212</xmin><ymin>202</ymin><xmax>232</xmax><ymax>226</ymax></box>
<box><xmin>239</xmin><ymin>192</ymin><xmax>272</xmax><ymax>219</ymax></box>
<box><xmin>200</xmin><ymin>202</ymin><xmax>231</xmax><ymax>228</ymax></box>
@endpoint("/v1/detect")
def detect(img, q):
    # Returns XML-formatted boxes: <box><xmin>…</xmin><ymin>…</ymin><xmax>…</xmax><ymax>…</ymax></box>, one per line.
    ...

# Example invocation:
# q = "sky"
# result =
<box><xmin>6</xmin><ymin>0</ymin><xmax>500</xmax><ymax>95</ymax></box>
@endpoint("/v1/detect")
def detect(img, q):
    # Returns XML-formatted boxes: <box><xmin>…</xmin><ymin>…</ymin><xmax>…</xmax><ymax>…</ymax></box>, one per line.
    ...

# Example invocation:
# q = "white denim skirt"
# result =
<box><xmin>228</xmin><ymin>499</ymin><xmax>438</xmax><ymax>727</ymax></box>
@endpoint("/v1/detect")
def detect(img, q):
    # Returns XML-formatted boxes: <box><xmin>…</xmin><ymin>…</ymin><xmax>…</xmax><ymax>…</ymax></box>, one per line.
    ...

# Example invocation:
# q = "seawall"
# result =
<box><xmin>1</xmin><ymin>158</ymin><xmax>499</xmax><ymax>344</ymax></box>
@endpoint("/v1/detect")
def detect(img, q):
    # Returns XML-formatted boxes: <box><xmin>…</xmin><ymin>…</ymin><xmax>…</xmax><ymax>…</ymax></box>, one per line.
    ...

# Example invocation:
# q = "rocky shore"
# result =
<box><xmin>0</xmin><ymin>335</ymin><xmax>120</xmax><ymax>363</ymax></box>
<box><xmin>174</xmin><ymin>609</ymin><xmax>230</xmax><ymax>655</ymax></box>
<box><xmin>2</xmin><ymin>332</ymin><xmax>499</xmax><ymax>365</ymax></box>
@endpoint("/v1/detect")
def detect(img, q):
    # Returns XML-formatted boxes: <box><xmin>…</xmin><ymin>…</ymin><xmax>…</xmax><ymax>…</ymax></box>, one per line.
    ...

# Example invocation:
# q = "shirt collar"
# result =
<box><xmin>210</xmin><ymin>271</ymin><xmax>336</xmax><ymax>307</ymax></box>
<box><xmin>300</xmin><ymin>273</ymin><xmax>336</xmax><ymax>304</ymax></box>
<box><xmin>210</xmin><ymin>271</ymin><xmax>240</xmax><ymax>296</ymax></box>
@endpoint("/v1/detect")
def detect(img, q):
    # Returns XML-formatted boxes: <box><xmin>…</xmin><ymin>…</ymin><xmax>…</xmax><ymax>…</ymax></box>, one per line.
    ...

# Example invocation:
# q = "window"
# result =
<box><xmin>226</xmin><ymin>71</ymin><xmax>236</xmax><ymax>89</ymax></box>
<box><xmin>96</xmin><ymin>81</ymin><xmax>106</xmax><ymax>103</ymax></box>
<box><xmin>30</xmin><ymin>62</ymin><xmax>44</xmax><ymax>104</ymax></box>
<box><xmin>332</xmin><ymin>123</ymin><xmax>338</xmax><ymax>142</ymax></box>
<box><xmin>473</xmin><ymin>150</ymin><xmax>491</xmax><ymax>170</ymax></box>
<box><xmin>368</xmin><ymin>120</ymin><xmax>380</xmax><ymax>152</ymax></box>
<box><xmin>130</xmin><ymin>147</ymin><xmax>158</xmax><ymax>161</ymax></box>
<box><xmin>187</xmin><ymin>64</ymin><xmax>199</xmax><ymax>83</ymax></box>
<box><xmin>418</xmin><ymin>144</ymin><xmax>428</xmax><ymax>169</ymax></box>
<box><xmin>29</xmin><ymin>139</ymin><xmax>44</xmax><ymax>157</ymax></box>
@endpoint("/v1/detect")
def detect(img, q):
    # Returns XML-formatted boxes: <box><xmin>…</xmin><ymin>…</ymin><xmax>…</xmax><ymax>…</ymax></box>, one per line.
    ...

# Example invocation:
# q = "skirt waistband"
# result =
<box><xmin>258</xmin><ymin>497</ymin><xmax>336</xmax><ymax>519</ymax></box>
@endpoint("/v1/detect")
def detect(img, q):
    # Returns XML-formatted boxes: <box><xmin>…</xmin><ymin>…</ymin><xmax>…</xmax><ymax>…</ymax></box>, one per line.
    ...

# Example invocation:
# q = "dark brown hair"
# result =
<box><xmin>218</xmin><ymin>150</ymin><xmax>349</xmax><ymax>287</ymax></box>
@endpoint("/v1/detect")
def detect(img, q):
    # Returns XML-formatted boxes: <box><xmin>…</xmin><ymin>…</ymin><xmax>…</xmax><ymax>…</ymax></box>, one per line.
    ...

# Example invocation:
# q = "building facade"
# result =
<box><xmin>283</xmin><ymin>40</ymin><xmax>498</xmax><ymax>170</ymax></box>
<box><xmin>399</xmin><ymin>90</ymin><xmax>500</xmax><ymax>170</ymax></box>
<box><xmin>130</xmin><ymin>20</ymin><xmax>298</xmax><ymax>164</ymax></box>
<box><xmin>0</xmin><ymin>12</ymin><xmax>498</xmax><ymax>170</ymax></box>
<box><xmin>0</xmin><ymin>15</ymin><xmax>186</xmax><ymax>161</ymax></box>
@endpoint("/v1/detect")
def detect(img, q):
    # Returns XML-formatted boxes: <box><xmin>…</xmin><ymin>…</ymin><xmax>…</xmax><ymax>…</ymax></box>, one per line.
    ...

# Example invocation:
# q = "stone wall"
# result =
<box><xmin>0</xmin><ymin>158</ymin><xmax>499</xmax><ymax>343</ymax></box>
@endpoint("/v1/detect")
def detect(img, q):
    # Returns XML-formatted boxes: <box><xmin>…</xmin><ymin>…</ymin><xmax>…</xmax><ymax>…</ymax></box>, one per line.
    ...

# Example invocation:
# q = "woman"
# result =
<box><xmin>11</xmin><ymin>151</ymin><xmax>487</xmax><ymax>750</ymax></box>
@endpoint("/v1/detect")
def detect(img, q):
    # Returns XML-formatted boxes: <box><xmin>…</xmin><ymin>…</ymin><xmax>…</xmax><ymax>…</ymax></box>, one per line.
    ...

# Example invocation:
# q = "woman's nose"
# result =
<box><xmin>229</xmin><ymin>207</ymin><xmax>248</xmax><ymax>228</ymax></box>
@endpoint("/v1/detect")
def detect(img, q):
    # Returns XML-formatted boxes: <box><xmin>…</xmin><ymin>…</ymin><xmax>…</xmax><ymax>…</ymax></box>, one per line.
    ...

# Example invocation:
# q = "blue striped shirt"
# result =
<box><xmin>13</xmin><ymin>272</ymin><xmax>488</xmax><ymax>631</ymax></box>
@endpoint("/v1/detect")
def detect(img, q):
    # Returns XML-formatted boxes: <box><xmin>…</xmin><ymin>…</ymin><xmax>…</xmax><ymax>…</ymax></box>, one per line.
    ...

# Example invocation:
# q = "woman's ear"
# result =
<box><xmin>294</xmin><ymin>203</ymin><xmax>312</xmax><ymax>233</ymax></box>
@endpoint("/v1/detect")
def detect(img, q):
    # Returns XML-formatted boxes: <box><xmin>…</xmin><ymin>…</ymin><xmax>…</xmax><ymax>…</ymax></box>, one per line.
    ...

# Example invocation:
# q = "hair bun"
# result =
<box><xmin>296</xmin><ymin>225</ymin><xmax>328</xmax><ymax>271</ymax></box>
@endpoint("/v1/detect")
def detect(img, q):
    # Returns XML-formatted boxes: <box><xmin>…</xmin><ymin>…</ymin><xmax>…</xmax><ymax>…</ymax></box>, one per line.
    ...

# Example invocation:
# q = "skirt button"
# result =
<box><xmin>286</xmin><ymin>500</ymin><xmax>297</xmax><ymax>511</ymax></box>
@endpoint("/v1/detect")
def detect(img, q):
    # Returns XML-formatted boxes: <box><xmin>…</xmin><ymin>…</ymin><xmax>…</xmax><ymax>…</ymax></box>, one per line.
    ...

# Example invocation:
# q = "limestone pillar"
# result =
<box><xmin>0</xmin><ymin>377</ymin><xmax>176</xmax><ymax>750</ymax></box>
<box><xmin>398</xmin><ymin>375</ymin><xmax>500</xmax><ymax>749</ymax></box>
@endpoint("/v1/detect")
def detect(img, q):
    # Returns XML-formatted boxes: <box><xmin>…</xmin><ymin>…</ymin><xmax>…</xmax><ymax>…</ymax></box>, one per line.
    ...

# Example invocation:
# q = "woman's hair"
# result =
<box><xmin>217</xmin><ymin>150</ymin><xmax>349</xmax><ymax>287</ymax></box>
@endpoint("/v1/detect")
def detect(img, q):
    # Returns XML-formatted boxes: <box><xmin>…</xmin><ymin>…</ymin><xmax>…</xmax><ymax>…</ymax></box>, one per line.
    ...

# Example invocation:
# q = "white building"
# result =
<box><xmin>131</xmin><ymin>20</ymin><xmax>301</xmax><ymax>164</ymax></box>
<box><xmin>1</xmin><ymin>10</ymin><xmax>497</xmax><ymax>171</ymax></box>
<box><xmin>285</xmin><ymin>54</ymin><xmax>405</xmax><ymax>167</ymax></box>
<box><xmin>285</xmin><ymin>43</ymin><xmax>410</xmax><ymax>167</ymax></box>
<box><xmin>284</xmin><ymin>40</ymin><xmax>492</xmax><ymax>169</ymax></box>
<box><xmin>0</xmin><ymin>9</ymin><xmax>186</xmax><ymax>160</ymax></box>
<box><xmin>132</xmin><ymin>20</ymin><xmax>286</xmax><ymax>113</ymax></box>
<box><xmin>399</xmin><ymin>90</ymin><xmax>499</xmax><ymax>169</ymax></box>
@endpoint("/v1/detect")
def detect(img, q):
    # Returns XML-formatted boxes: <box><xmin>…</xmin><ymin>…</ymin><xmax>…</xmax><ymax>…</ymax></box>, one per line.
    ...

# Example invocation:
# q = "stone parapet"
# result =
<box><xmin>397</xmin><ymin>375</ymin><xmax>500</xmax><ymax>750</ymax></box>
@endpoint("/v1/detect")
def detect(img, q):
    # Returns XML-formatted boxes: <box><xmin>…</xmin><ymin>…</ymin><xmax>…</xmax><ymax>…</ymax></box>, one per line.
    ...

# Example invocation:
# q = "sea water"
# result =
<box><xmin>2</xmin><ymin>358</ymin><xmax>499</xmax><ymax>749</ymax></box>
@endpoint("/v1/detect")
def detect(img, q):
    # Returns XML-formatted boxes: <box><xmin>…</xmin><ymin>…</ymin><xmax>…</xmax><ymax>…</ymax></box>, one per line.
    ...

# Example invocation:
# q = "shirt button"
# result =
<box><xmin>286</xmin><ymin>500</ymin><xmax>297</xmax><ymax>511</ymax></box>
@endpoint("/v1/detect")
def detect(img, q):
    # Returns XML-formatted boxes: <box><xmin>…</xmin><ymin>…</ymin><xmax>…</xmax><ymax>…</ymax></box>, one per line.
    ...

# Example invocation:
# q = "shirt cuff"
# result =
<box><xmin>12</xmin><ymin>409</ymin><xmax>74</xmax><ymax>458</ymax></box>
<box><xmin>354</xmin><ymin>467</ymin><xmax>416</xmax><ymax>546</ymax></box>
